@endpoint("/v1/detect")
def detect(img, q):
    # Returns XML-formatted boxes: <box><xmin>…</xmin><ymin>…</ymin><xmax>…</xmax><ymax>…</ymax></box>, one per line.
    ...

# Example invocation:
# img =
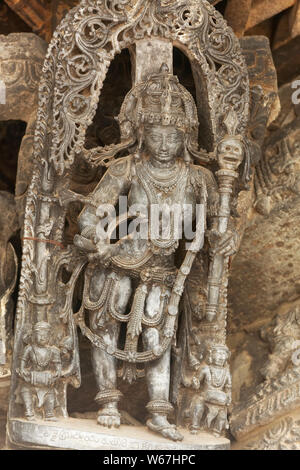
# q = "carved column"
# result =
<box><xmin>0</xmin><ymin>33</ymin><xmax>47</xmax><ymax>415</ymax></box>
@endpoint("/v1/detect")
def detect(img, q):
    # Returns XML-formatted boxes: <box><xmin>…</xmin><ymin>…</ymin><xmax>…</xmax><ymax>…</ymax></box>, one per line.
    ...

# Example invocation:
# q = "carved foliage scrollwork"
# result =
<box><xmin>246</xmin><ymin>417</ymin><xmax>300</xmax><ymax>450</ymax></box>
<box><xmin>230</xmin><ymin>366</ymin><xmax>300</xmax><ymax>440</ymax></box>
<box><xmin>31</xmin><ymin>0</ymin><xmax>249</xmax><ymax>175</ymax></box>
<box><xmin>254</xmin><ymin>120</ymin><xmax>300</xmax><ymax>216</ymax></box>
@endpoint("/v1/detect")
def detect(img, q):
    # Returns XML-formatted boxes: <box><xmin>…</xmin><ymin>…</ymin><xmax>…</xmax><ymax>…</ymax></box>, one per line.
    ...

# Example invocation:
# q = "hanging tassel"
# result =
<box><xmin>123</xmin><ymin>283</ymin><xmax>148</xmax><ymax>383</ymax></box>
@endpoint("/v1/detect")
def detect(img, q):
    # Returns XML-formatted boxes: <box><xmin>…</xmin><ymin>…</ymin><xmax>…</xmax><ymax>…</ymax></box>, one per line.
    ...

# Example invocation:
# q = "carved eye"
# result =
<box><xmin>225</xmin><ymin>146</ymin><xmax>231</xmax><ymax>151</ymax></box>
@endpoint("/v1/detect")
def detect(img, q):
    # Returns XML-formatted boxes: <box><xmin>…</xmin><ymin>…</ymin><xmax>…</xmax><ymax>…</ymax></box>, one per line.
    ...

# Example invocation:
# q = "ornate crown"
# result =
<box><xmin>118</xmin><ymin>63</ymin><xmax>199</xmax><ymax>140</ymax></box>
<box><xmin>84</xmin><ymin>63</ymin><xmax>210</xmax><ymax>167</ymax></box>
<box><xmin>208</xmin><ymin>344</ymin><xmax>231</xmax><ymax>358</ymax></box>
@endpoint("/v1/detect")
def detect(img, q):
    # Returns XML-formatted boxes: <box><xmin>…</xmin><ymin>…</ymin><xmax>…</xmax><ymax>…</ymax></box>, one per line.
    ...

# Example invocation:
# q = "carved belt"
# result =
<box><xmin>75</xmin><ymin>274</ymin><xmax>178</xmax><ymax>364</ymax></box>
<box><xmin>109</xmin><ymin>263</ymin><xmax>177</xmax><ymax>288</ymax></box>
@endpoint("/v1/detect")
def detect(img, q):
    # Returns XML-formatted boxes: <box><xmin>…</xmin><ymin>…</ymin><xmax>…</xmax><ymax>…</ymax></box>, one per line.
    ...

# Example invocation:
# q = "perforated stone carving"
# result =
<box><xmin>7</xmin><ymin>0</ymin><xmax>252</xmax><ymax>450</ymax></box>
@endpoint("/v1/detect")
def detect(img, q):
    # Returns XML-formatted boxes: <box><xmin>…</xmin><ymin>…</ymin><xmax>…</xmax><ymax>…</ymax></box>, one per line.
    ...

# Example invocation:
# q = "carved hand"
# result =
<box><xmin>192</xmin><ymin>376</ymin><xmax>200</xmax><ymax>390</ymax></box>
<box><xmin>88</xmin><ymin>233</ymin><xmax>136</xmax><ymax>265</ymax></box>
<box><xmin>226</xmin><ymin>392</ymin><xmax>232</xmax><ymax>406</ymax></box>
<box><xmin>207</xmin><ymin>229</ymin><xmax>240</xmax><ymax>257</ymax></box>
<box><xmin>87</xmin><ymin>241</ymin><xmax>118</xmax><ymax>266</ymax></box>
<box><xmin>17</xmin><ymin>368</ymin><xmax>31</xmax><ymax>383</ymax></box>
<box><xmin>59</xmin><ymin>189</ymin><xmax>92</xmax><ymax>208</ymax></box>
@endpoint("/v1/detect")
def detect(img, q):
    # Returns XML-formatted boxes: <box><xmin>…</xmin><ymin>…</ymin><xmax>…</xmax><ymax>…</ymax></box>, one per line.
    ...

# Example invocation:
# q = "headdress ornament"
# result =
<box><xmin>84</xmin><ymin>63</ymin><xmax>211</xmax><ymax>167</ymax></box>
<box><xmin>209</xmin><ymin>344</ymin><xmax>230</xmax><ymax>356</ymax></box>
<box><xmin>118</xmin><ymin>63</ymin><xmax>199</xmax><ymax>141</ymax></box>
<box><xmin>33</xmin><ymin>321</ymin><xmax>51</xmax><ymax>332</ymax></box>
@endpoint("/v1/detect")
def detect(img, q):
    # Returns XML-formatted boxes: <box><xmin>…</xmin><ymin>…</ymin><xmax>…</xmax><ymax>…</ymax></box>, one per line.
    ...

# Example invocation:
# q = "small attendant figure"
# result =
<box><xmin>17</xmin><ymin>321</ymin><xmax>62</xmax><ymax>421</ymax></box>
<box><xmin>189</xmin><ymin>344</ymin><xmax>231</xmax><ymax>436</ymax></box>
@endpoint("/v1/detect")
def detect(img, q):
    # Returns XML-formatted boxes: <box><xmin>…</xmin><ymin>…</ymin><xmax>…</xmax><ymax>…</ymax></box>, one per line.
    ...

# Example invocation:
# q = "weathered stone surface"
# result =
<box><xmin>232</xmin><ymin>414</ymin><xmax>300</xmax><ymax>450</ymax></box>
<box><xmin>2</xmin><ymin>0</ymin><xmax>300</xmax><ymax>452</ymax></box>
<box><xmin>229</xmin><ymin>77</ymin><xmax>300</xmax><ymax>331</ymax></box>
<box><xmin>0</xmin><ymin>33</ymin><xmax>47</xmax><ymax>221</ymax></box>
<box><xmin>0</xmin><ymin>33</ymin><xmax>46</xmax><ymax>122</ymax></box>
<box><xmin>3</xmin><ymin>0</ymin><xmax>299</xmax><ymax>91</ymax></box>
<box><xmin>225</xmin><ymin>0</ymin><xmax>253</xmax><ymax>37</ymax></box>
<box><xmin>0</xmin><ymin>192</ymin><xmax>18</xmax><ymax>393</ymax></box>
<box><xmin>273</xmin><ymin>36</ymin><xmax>300</xmax><ymax>87</ymax></box>
<box><xmin>7</xmin><ymin>418</ymin><xmax>230</xmax><ymax>450</ymax></box>
<box><xmin>4</xmin><ymin>0</ymin><xmax>49</xmax><ymax>41</ymax></box>
<box><xmin>245</xmin><ymin>0</ymin><xmax>295</xmax><ymax>30</ymax></box>
<box><xmin>0</xmin><ymin>34</ymin><xmax>46</xmax><ymax>415</ymax></box>
<box><xmin>228</xmin><ymin>75</ymin><xmax>300</xmax><ymax>448</ymax></box>
<box><xmin>6</xmin><ymin>0</ymin><xmax>252</xmax><ymax>450</ymax></box>
<box><xmin>232</xmin><ymin>37</ymin><xmax>279</xmax><ymax>243</ymax></box>
<box><xmin>240</xmin><ymin>36</ymin><xmax>280</xmax><ymax>127</ymax></box>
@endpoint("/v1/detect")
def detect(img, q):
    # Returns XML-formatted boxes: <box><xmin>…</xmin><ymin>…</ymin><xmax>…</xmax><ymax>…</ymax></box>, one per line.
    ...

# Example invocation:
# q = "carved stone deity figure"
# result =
<box><xmin>188</xmin><ymin>344</ymin><xmax>231</xmax><ymax>436</ymax></box>
<box><xmin>73</xmin><ymin>65</ymin><xmax>239</xmax><ymax>441</ymax></box>
<box><xmin>7</xmin><ymin>0</ymin><xmax>252</xmax><ymax>450</ymax></box>
<box><xmin>16</xmin><ymin>322</ymin><xmax>62</xmax><ymax>421</ymax></box>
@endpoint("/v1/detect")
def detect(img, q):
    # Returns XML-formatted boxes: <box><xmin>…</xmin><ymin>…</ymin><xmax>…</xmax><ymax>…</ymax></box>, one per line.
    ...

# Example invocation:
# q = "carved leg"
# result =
<box><xmin>21</xmin><ymin>389</ymin><xmax>35</xmax><ymax>421</ymax></box>
<box><xmin>205</xmin><ymin>404</ymin><xmax>219</xmax><ymax>431</ymax></box>
<box><xmin>143</xmin><ymin>327</ymin><xmax>183</xmax><ymax>442</ymax></box>
<box><xmin>189</xmin><ymin>396</ymin><xmax>205</xmax><ymax>434</ymax></box>
<box><xmin>44</xmin><ymin>390</ymin><xmax>57</xmax><ymax>421</ymax></box>
<box><xmin>91</xmin><ymin>321</ymin><xmax>122</xmax><ymax>428</ymax></box>
<box><xmin>212</xmin><ymin>408</ymin><xmax>227</xmax><ymax>436</ymax></box>
<box><xmin>90</xmin><ymin>272</ymin><xmax>131</xmax><ymax>428</ymax></box>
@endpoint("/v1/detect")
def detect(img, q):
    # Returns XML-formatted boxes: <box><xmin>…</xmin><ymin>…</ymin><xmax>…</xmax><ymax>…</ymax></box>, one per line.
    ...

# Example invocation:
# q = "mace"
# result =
<box><xmin>205</xmin><ymin>109</ymin><xmax>245</xmax><ymax>322</ymax></box>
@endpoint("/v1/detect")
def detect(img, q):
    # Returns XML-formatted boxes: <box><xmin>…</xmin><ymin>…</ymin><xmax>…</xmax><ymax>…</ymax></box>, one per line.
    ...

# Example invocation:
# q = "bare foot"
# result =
<box><xmin>147</xmin><ymin>416</ymin><xmax>183</xmax><ymax>442</ymax></box>
<box><xmin>45</xmin><ymin>416</ymin><xmax>58</xmax><ymax>422</ymax></box>
<box><xmin>190</xmin><ymin>425</ymin><xmax>200</xmax><ymax>435</ymax></box>
<box><xmin>25</xmin><ymin>415</ymin><xmax>36</xmax><ymax>422</ymax></box>
<box><xmin>97</xmin><ymin>405</ymin><xmax>121</xmax><ymax>428</ymax></box>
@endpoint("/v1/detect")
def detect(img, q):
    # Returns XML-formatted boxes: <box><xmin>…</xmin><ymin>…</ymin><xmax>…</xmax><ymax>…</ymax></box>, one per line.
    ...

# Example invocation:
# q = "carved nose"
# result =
<box><xmin>161</xmin><ymin>137</ymin><xmax>167</xmax><ymax>150</ymax></box>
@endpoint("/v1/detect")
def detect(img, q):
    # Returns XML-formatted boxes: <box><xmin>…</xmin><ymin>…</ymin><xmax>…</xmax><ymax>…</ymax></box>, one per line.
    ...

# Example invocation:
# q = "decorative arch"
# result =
<box><xmin>34</xmin><ymin>0</ymin><xmax>249</xmax><ymax>175</ymax></box>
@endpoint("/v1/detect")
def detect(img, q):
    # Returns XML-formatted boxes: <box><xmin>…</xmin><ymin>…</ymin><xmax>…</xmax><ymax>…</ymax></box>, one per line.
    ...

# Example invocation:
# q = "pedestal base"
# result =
<box><xmin>8</xmin><ymin>418</ymin><xmax>230</xmax><ymax>450</ymax></box>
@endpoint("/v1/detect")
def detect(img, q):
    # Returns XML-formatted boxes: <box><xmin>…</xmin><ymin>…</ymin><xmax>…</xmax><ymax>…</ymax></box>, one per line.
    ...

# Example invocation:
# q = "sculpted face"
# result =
<box><xmin>35</xmin><ymin>329</ymin><xmax>50</xmax><ymax>346</ymax></box>
<box><xmin>144</xmin><ymin>125</ymin><xmax>184</xmax><ymax>166</ymax></box>
<box><xmin>212</xmin><ymin>349</ymin><xmax>228</xmax><ymax>367</ymax></box>
<box><xmin>217</xmin><ymin>137</ymin><xmax>244</xmax><ymax>171</ymax></box>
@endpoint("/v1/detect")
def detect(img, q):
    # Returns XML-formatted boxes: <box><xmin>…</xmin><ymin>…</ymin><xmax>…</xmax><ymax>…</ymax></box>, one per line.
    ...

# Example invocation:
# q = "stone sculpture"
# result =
<box><xmin>70</xmin><ymin>64</ymin><xmax>242</xmax><ymax>442</ymax></box>
<box><xmin>16</xmin><ymin>322</ymin><xmax>61</xmax><ymax>421</ymax></box>
<box><xmin>7</xmin><ymin>0</ymin><xmax>253</xmax><ymax>450</ymax></box>
<box><xmin>188</xmin><ymin>344</ymin><xmax>231</xmax><ymax>436</ymax></box>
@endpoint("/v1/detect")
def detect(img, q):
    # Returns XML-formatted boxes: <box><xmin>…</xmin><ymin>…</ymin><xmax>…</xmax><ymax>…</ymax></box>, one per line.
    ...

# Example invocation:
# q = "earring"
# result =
<box><xmin>135</xmin><ymin>129</ymin><xmax>144</xmax><ymax>160</ymax></box>
<box><xmin>183</xmin><ymin>141</ymin><xmax>193</xmax><ymax>164</ymax></box>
